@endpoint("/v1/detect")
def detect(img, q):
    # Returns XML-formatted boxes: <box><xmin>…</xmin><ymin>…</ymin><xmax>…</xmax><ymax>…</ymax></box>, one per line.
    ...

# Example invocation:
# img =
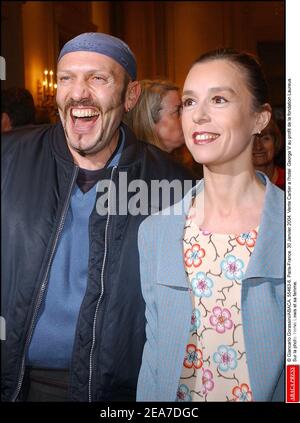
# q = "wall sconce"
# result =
<box><xmin>37</xmin><ymin>69</ymin><xmax>58</xmax><ymax>123</ymax></box>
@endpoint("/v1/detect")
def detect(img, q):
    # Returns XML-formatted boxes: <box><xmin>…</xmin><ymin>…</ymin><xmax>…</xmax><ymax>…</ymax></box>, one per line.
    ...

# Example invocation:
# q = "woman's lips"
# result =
<box><xmin>192</xmin><ymin>132</ymin><xmax>220</xmax><ymax>145</ymax></box>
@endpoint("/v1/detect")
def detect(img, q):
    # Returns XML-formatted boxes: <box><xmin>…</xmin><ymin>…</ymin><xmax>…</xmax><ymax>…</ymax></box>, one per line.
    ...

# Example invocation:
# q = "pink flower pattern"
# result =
<box><xmin>202</xmin><ymin>368</ymin><xmax>214</xmax><ymax>394</ymax></box>
<box><xmin>179</xmin><ymin>213</ymin><xmax>257</xmax><ymax>401</ymax></box>
<box><xmin>209</xmin><ymin>306</ymin><xmax>233</xmax><ymax>334</ymax></box>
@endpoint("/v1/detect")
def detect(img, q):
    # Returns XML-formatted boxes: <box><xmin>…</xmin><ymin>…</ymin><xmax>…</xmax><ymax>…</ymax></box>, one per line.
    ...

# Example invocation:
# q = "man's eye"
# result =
<box><xmin>59</xmin><ymin>76</ymin><xmax>70</xmax><ymax>81</ymax></box>
<box><xmin>182</xmin><ymin>98</ymin><xmax>195</xmax><ymax>107</ymax></box>
<box><xmin>212</xmin><ymin>96</ymin><xmax>227</xmax><ymax>104</ymax></box>
<box><xmin>92</xmin><ymin>76</ymin><xmax>106</xmax><ymax>81</ymax></box>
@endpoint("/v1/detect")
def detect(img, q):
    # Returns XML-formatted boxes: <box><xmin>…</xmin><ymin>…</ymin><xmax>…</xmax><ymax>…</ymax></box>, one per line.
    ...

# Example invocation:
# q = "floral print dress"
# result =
<box><xmin>177</xmin><ymin>210</ymin><xmax>258</xmax><ymax>402</ymax></box>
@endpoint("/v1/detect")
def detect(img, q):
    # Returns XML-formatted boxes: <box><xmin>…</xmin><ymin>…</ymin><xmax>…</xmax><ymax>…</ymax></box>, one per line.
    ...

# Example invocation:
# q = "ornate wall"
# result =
<box><xmin>1</xmin><ymin>1</ymin><xmax>284</xmax><ymax>109</ymax></box>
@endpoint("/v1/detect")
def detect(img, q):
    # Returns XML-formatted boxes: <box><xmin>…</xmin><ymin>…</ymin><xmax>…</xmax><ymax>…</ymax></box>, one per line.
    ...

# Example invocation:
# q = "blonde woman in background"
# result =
<box><xmin>124</xmin><ymin>79</ymin><xmax>185</xmax><ymax>152</ymax></box>
<box><xmin>124</xmin><ymin>79</ymin><xmax>203</xmax><ymax>178</ymax></box>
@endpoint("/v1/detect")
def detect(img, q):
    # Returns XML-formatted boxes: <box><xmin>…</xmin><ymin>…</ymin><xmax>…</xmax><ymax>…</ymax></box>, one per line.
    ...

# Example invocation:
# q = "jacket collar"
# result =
<box><xmin>157</xmin><ymin>171</ymin><xmax>284</xmax><ymax>287</ymax></box>
<box><xmin>244</xmin><ymin>172</ymin><xmax>284</xmax><ymax>279</ymax></box>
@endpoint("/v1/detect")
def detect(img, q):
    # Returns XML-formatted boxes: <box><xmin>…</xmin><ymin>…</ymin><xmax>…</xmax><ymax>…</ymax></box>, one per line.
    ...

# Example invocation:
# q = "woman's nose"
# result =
<box><xmin>192</xmin><ymin>104</ymin><xmax>210</xmax><ymax>124</ymax></box>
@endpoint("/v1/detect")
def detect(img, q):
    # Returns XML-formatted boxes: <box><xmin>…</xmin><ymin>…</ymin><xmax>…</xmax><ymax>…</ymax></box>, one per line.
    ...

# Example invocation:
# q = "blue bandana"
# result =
<box><xmin>58</xmin><ymin>32</ymin><xmax>137</xmax><ymax>80</ymax></box>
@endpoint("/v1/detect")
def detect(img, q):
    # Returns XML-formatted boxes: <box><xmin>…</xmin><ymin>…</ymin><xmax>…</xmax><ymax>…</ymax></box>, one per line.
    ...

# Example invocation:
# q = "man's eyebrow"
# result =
<box><xmin>57</xmin><ymin>69</ymin><xmax>111</xmax><ymax>75</ymax></box>
<box><xmin>182</xmin><ymin>86</ymin><xmax>236</xmax><ymax>96</ymax></box>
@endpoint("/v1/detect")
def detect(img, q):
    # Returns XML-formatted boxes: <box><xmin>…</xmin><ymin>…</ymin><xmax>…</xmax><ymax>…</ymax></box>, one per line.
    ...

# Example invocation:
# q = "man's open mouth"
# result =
<box><xmin>69</xmin><ymin>108</ymin><xmax>100</xmax><ymax>133</ymax></box>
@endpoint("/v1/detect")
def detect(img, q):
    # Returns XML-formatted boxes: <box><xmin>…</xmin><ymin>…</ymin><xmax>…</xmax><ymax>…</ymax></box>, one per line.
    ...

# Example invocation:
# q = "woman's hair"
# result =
<box><xmin>258</xmin><ymin>116</ymin><xmax>283</xmax><ymax>155</ymax></box>
<box><xmin>192</xmin><ymin>48</ymin><xmax>270</xmax><ymax>111</ymax></box>
<box><xmin>123</xmin><ymin>79</ymin><xmax>180</xmax><ymax>149</ymax></box>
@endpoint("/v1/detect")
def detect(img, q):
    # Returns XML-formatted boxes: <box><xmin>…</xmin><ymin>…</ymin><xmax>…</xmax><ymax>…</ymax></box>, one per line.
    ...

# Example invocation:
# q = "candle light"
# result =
<box><xmin>49</xmin><ymin>70</ymin><xmax>54</xmax><ymax>96</ymax></box>
<box><xmin>40</xmin><ymin>69</ymin><xmax>57</xmax><ymax>112</ymax></box>
<box><xmin>42</xmin><ymin>80</ymin><xmax>46</xmax><ymax>99</ymax></box>
<box><xmin>44</xmin><ymin>70</ymin><xmax>49</xmax><ymax>96</ymax></box>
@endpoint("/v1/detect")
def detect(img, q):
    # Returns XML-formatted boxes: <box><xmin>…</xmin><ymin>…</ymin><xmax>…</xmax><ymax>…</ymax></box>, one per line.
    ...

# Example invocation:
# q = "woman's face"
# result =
<box><xmin>154</xmin><ymin>90</ymin><xmax>185</xmax><ymax>153</ymax></box>
<box><xmin>181</xmin><ymin>59</ymin><xmax>261</xmax><ymax>168</ymax></box>
<box><xmin>252</xmin><ymin>131</ymin><xmax>276</xmax><ymax>167</ymax></box>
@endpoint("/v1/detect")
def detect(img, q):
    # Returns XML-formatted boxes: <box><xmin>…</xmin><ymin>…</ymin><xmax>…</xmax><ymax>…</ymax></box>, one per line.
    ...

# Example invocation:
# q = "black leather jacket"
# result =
<box><xmin>1</xmin><ymin>122</ymin><xmax>193</xmax><ymax>401</ymax></box>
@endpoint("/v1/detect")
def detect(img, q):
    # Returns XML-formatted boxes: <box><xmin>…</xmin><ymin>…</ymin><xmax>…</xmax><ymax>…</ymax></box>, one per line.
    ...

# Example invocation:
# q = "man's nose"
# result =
<box><xmin>69</xmin><ymin>79</ymin><xmax>90</xmax><ymax>101</ymax></box>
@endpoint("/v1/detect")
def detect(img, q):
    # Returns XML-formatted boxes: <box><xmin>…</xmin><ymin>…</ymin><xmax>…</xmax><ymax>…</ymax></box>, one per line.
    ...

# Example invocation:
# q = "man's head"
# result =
<box><xmin>56</xmin><ymin>33</ymin><xmax>141</xmax><ymax>163</ymax></box>
<box><xmin>1</xmin><ymin>87</ymin><xmax>35</xmax><ymax>133</ymax></box>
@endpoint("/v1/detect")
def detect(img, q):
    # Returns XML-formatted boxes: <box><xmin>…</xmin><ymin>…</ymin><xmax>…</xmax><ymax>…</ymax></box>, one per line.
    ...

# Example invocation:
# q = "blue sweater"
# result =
<box><xmin>27</xmin><ymin>184</ymin><xmax>98</xmax><ymax>368</ymax></box>
<box><xmin>27</xmin><ymin>131</ymin><xmax>125</xmax><ymax>368</ymax></box>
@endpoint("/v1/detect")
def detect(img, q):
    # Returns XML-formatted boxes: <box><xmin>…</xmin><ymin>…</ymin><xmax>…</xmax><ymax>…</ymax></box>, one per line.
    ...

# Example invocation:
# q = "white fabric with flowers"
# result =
<box><xmin>177</xmin><ymin>212</ymin><xmax>258</xmax><ymax>402</ymax></box>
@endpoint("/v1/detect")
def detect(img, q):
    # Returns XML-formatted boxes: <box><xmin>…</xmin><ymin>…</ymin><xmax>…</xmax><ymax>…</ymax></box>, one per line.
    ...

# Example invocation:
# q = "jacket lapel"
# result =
<box><xmin>245</xmin><ymin>172</ymin><xmax>284</xmax><ymax>279</ymax></box>
<box><xmin>155</xmin><ymin>180</ymin><xmax>204</xmax><ymax>288</ymax></box>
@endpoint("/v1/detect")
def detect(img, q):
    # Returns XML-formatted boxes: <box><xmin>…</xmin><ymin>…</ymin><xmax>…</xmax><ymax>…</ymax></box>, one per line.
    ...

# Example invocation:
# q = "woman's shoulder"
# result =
<box><xmin>268</xmin><ymin>177</ymin><xmax>285</xmax><ymax>206</ymax></box>
<box><xmin>139</xmin><ymin>209</ymin><xmax>180</xmax><ymax>238</ymax></box>
<box><xmin>138</xmin><ymin>203</ymin><xmax>188</xmax><ymax>251</ymax></box>
<box><xmin>258</xmin><ymin>171</ymin><xmax>284</xmax><ymax>208</ymax></box>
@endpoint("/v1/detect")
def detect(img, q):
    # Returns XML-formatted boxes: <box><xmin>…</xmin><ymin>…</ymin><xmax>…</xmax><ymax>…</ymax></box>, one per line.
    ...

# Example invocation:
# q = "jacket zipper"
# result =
<box><xmin>88</xmin><ymin>166</ymin><xmax>117</xmax><ymax>402</ymax></box>
<box><xmin>11</xmin><ymin>165</ymin><xmax>79</xmax><ymax>402</ymax></box>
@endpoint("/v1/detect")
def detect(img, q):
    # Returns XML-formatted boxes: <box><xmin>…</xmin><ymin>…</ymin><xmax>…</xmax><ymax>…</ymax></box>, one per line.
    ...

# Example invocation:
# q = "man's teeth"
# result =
<box><xmin>71</xmin><ymin>109</ymin><xmax>99</xmax><ymax>118</ymax></box>
<box><xmin>195</xmin><ymin>133</ymin><xmax>218</xmax><ymax>141</ymax></box>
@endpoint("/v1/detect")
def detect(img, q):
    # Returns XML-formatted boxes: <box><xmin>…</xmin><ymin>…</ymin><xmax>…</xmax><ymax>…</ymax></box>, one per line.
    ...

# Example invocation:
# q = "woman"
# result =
<box><xmin>252</xmin><ymin>117</ymin><xmax>285</xmax><ymax>190</ymax></box>
<box><xmin>124</xmin><ymin>79</ymin><xmax>203</xmax><ymax>178</ymax></box>
<box><xmin>124</xmin><ymin>79</ymin><xmax>185</xmax><ymax>153</ymax></box>
<box><xmin>137</xmin><ymin>49</ymin><xmax>284</xmax><ymax>402</ymax></box>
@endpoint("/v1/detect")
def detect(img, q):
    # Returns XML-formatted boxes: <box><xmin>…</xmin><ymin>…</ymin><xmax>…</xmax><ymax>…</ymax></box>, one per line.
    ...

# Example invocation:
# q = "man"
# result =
<box><xmin>1</xmin><ymin>87</ymin><xmax>36</xmax><ymax>132</ymax></box>
<box><xmin>1</xmin><ymin>33</ymin><xmax>193</xmax><ymax>401</ymax></box>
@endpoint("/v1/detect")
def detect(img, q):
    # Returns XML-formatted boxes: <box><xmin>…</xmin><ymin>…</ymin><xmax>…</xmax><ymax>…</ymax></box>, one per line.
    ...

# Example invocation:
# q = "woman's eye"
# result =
<box><xmin>182</xmin><ymin>98</ymin><xmax>195</xmax><ymax>107</ymax></box>
<box><xmin>212</xmin><ymin>96</ymin><xmax>227</xmax><ymax>104</ymax></box>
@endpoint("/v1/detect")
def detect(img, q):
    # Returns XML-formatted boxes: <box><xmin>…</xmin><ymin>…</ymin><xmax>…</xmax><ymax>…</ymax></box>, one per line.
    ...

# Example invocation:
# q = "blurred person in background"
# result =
<box><xmin>124</xmin><ymin>79</ymin><xmax>203</xmax><ymax>178</ymax></box>
<box><xmin>252</xmin><ymin>116</ymin><xmax>285</xmax><ymax>190</ymax></box>
<box><xmin>1</xmin><ymin>86</ymin><xmax>36</xmax><ymax>133</ymax></box>
<box><xmin>124</xmin><ymin>79</ymin><xmax>185</xmax><ymax>153</ymax></box>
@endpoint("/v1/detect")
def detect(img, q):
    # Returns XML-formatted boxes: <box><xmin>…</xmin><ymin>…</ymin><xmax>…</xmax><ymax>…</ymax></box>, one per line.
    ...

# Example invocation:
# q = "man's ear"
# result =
<box><xmin>1</xmin><ymin>112</ymin><xmax>12</xmax><ymax>133</ymax></box>
<box><xmin>253</xmin><ymin>103</ymin><xmax>272</xmax><ymax>135</ymax></box>
<box><xmin>125</xmin><ymin>81</ymin><xmax>141</xmax><ymax>112</ymax></box>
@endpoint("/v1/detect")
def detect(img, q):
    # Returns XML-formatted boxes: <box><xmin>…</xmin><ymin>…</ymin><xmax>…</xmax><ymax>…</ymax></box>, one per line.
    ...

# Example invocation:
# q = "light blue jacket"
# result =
<box><xmin>137</xmin><ymin>173</ymin><xmax>284</xmax><ymax>402</ymax></box>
